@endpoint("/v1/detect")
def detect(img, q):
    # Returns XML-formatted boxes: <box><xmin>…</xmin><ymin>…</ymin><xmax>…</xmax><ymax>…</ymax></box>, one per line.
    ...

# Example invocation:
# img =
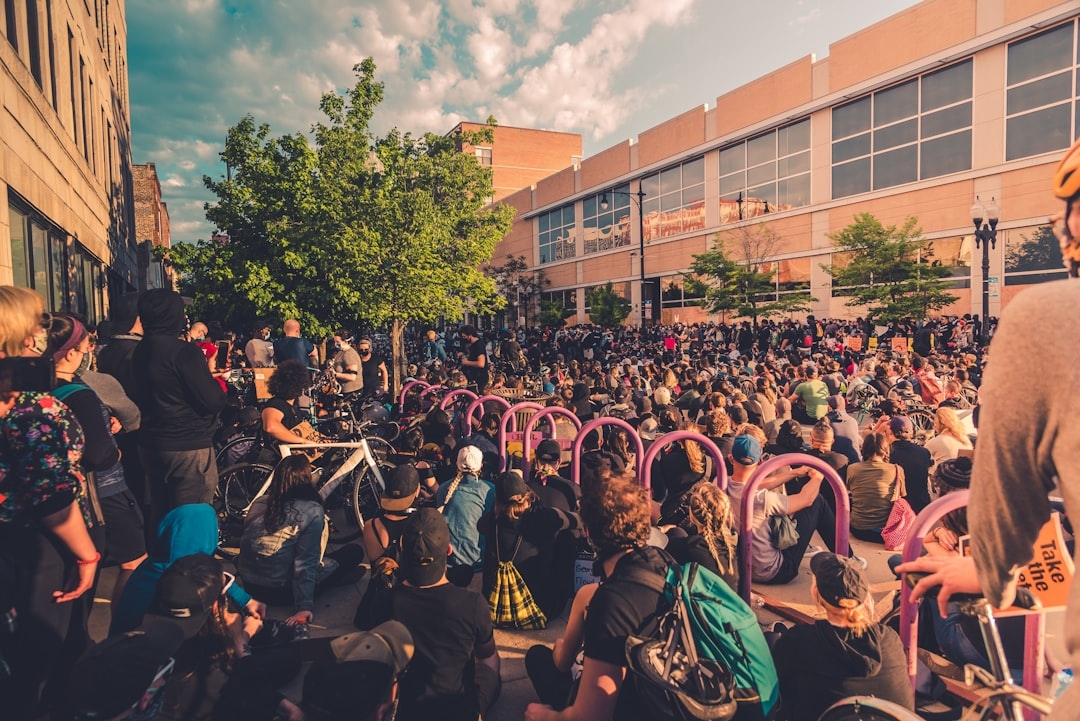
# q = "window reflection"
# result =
<box><xmin>720</xmin><ymin>118</ymin><xmax>811</xmax><ymax>222</ymax></box>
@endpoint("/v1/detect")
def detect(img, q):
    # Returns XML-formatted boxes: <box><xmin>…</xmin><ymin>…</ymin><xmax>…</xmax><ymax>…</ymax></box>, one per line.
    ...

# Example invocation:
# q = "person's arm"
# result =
<box><xmin>362</xmin><ymin>517</ymin><xmax>387</xmax><ymax>562</ymax></box>
<box><xmin>261</xmin><ymin>406</ymin><xmax>308</xmax><ymax>446</ymax></box>
<box><xmin>176</xmin><ymin>345</ymin><xmax>227</xmax><ymax>415</ymax></box>
<box><xmin>524</xmin><ymin>656</ymin><xmax>624</xmax><ymax>721</ymax></box>
<box><xmin>552</xmin><ymin>582</ymin><xmax>598</xmax><ymax>672</ymax></box>
<box><xmin>82</xmin><ymin>372</ymin><xmax>141</xmax><ymax>431</ymax></box>
<box><xmin>41</xmin><ymin>501</ymin><xmax>99</xmax><ymax>602</ymax></box>
<box><xmin>288</xmin><ymin>506</ymin><xmax>326</xmax><ymax>621</ymax></box>
<box><xmin>759</xmin><ymin>465</ymin><xmax>808</xmax><ymax>491</ymax></box>
<box><xmin>784</xmin><ymin>468</ymin><xmax>823</xmax><ymax>513</ymax></box>
<box><xmin>377</xmin><ymin>361</ymin><xmax>388</xmax><ymax>393</ymax></box>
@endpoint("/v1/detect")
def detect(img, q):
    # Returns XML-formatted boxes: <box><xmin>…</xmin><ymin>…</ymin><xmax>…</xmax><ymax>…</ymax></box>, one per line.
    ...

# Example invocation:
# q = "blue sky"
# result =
<box><xmin>128</xmin><ymin>0</ymin><xmax>921</xmax><ymax>244</ymax></box>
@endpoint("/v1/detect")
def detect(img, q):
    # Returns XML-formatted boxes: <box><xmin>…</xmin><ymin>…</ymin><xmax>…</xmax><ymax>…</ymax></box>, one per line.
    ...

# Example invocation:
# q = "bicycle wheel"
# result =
<box><xmin>350</xmin><ymin>460</ymin><xmax>395</xmax><ymax>535</ymax></box>
<box><xmin>817</xmin><ymin>697</ymin><xmax>923</xmax><ymax>721</ymax></box>
<box><xmin>216</xmin><ymin>434</ymin><xmax>261</xmax><ymax>467</ymax></box>
<box><xmin>215</xmin><ymin>462</ymin><xmax>274</xmax><ymax>558</ymax></box>
<box><xmin>321</xmin><ymin>462</ymin><xmax>366</xmax><ymax>544</ymax></box>
<box><xmin>364</xmin><ymin>436</ymin><xmax>395</xmax><ymax>466</ymax></box>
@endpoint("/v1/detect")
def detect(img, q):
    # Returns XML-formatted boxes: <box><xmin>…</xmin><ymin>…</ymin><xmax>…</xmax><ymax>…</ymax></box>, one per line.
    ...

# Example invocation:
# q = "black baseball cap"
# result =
<box><xmin>382</xmin><ymin>465</ymin><xmax>420</xmax><ymax>512</ymax></box>
<box><xmin>496</xmin><ymin>469</ymin><xmax>530</xmax><ymax>504</ymax></box>
<box><xmin>399</xmin><ymin>508</ymin><xmax>450</xmax><ymax>587</ymax></box>
<box><xmin>149</xmin><ymin>553</ymin><xmax>223</xmax><ymax>639</ymax></box>
<box><xmin>810</xmin><ymin>553</ymin><xmax>869</xmax><ymax>608</ymax></box>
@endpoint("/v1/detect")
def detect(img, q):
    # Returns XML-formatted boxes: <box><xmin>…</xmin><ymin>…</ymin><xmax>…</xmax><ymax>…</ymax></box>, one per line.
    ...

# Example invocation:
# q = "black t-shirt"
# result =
<box><xmin>360</xmin><ymin>352</ymin><xmax>386</xmax><ymax>394</ymax></box>
<box><xmin>264</xmin><ymin>397</ymin><xmax>303</xmax><ymax>432</ymax></box>
<box><xmin>582</xmin><ymin>546</ymin><xmax>671</xmax><ymax>721</ymax></box>
<box><xmin>372</xmin><ymin>582</ymin><xmax>495</xmax><ymax>721</ymax></box>
<box><xmin>772</xmin><ymin>622</ymin><xmax>914</xmax><ymax>721</ymax></box>
<box><xmin>528</xmin><ymin>472</ymin><xmax>581</xmax><ymax>513</ymax></box>
<box><xmin>477</xmin><ymin>506</ymin><xmax>575</xmax><ymax>615</ymax></box>
<box><xmin>464</xmin><ymin>339</ymin><xmax>488</xmax><ymax>391</ymax></box>
<box><xmin>890</xmin><ymin>440</ymin><xmax>932</xmax><ymax>512</ymax></box>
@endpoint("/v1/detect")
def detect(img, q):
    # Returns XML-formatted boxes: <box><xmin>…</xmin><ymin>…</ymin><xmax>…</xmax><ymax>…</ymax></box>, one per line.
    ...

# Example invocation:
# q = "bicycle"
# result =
<box><xmin>214</xmin><ymin>415</ymin><xmax>396</xmax><ymax>559</ymax></box>
<box><xmin>819</xmin><ymin>589</ymin><xmax>1053</xmax><ymax>721</ymax></box>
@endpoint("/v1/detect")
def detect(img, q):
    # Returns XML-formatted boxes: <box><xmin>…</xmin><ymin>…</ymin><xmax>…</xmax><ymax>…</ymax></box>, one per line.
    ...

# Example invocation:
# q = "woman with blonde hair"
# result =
<box><xmin>0</xmin><ymin>287</ymin><xmax>99</xmax><ymax>720</ymax></box>
<box><xmin>924</xmin><ymin>406</ymin><xmax>973</xmax><ymax>466</ymax></box>
<box><xmin>665</xmin><ymin>481</ymin><xmax>739</xmax><ymax>591</ymax></box>
<box><xmin>771</xmin><ymin>553</ymin><xmax>912</xmax><ymax>721</ymax></box>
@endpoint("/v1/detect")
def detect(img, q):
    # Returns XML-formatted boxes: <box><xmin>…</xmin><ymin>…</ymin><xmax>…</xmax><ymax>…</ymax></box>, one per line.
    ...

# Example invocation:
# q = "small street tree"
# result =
<box><xmin>823</xmin><ymin>213</ymin><xmax>957</xmax><ymax>323</ymax></box>
<box><xmin>485</xmin><ymin>254</ymin><xmax>550</xmax><ymax>330</ymax></box>
<box><xmin>684</xmin><ymin>223</ymin><xmax>815</xmax><ymax>324</ymax></box>
<box><xmin>586</xmin><ymin>282</ymin><xmax>631</xmax><ymax>327</ymax></box>
<box><xmin>538</xmin><ymin>299</ymin><xmax>574</xmax><ymax>329</ymax></box>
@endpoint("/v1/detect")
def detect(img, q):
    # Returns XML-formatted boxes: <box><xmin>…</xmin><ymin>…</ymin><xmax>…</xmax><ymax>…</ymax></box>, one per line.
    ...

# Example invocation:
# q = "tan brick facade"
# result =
<box><xmin>0</xmin><ymin>0</ymin><xmax>133</xmax><ymax>320</ymax></box>
<box><xmin>493</xmin><ymin>0</ymin><xmax>1080</xmax><ymax>327</ymax></box>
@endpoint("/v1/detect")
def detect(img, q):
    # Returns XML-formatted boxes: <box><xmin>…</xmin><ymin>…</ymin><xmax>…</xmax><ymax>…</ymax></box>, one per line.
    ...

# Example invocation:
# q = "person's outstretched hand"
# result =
<box><xmin>895</xmin><ymin>555</ymin><xmax>981</xmax><ymax>618</ymax></box>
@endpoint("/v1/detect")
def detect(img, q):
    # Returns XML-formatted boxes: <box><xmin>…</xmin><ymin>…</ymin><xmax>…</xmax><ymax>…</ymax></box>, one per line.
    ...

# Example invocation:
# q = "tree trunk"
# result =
<box><xmin>391</xmin><ymin>318</ymin><xmax>407</xmax><ymax>403</ymax></box>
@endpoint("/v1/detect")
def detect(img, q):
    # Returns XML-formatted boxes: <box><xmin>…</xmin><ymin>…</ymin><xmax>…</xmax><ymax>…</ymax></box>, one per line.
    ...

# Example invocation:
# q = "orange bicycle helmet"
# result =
<box><xmin>1052</xmin><ymin>137</ymin><xmax>1080</xmax><ymax>200</ymax></box>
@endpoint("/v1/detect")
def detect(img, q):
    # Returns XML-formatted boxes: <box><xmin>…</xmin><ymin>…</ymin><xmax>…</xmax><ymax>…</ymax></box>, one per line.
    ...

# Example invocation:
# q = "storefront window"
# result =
<box><xmin>641</xmin><ymin>157</ymin><xmax>706</xmax><ymax>241</ymax></box>
<box><xmin>1004</xmin><ymin>224</ymin><xmax>1068</xmax><ymax>285</ymax></box>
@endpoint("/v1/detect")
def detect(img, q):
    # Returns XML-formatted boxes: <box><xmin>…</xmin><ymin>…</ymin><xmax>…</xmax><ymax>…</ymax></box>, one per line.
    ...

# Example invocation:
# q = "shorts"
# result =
<box><xmin>99</xmin><ymin>490</ymin><xmax>148</xmax><ymax>566</ymax></box>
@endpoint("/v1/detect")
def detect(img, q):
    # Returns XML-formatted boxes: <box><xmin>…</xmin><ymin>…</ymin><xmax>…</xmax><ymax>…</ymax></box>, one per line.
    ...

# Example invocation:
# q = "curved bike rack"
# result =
<box><xmin>521</xmin><ymin>406</ymin><xmax>581</xmax><ymax>484</ymax></box>
<box><xmin>570</xmin><ymin>417</ymin><xmax>645</xmax><ymax>488</ymax></box>
<box><xmin>497</xmin><ymin>401</ymin><xmax>550</xmax><ymax>472</ymax></box>
<box><xmin>439</xmin><ymin>388</ymin><xmax>480</xmax><ymax>438</ymax></box>
<box><xmin>637</xmin><ymin>430</ymin><xmax>727</xmax><ymax>493</ymax></box>
<box><xmin>398</xmin><ymin>380</ymin><xmax>430</xmax><ymax>408</ymax></box>
<box><xmin>464</xmin><ymin>394</ymin><xmax>512</xmax><ymax>430</ymax></box>
<box><xmin>418</xmin><ymin>384</ymin><xmax>446</xmax><ymax>412</ymax></box>
<box><xmin>738</xmin><ymin>454</ymin><xmax>850</xmax><ymax>604</ymax></box>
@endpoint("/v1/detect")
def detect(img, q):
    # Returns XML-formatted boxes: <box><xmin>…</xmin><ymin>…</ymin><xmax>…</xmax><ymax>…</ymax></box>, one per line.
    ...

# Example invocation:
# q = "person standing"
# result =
<box><xmin>458</xmin><ymin>325</ymin><xmax>488</xmax><ymax>394</ymax></box>
<box><xmin>244</xmin><ymin>321</ymin><xmax>275</xmax><ymax>368</ymax></box>
<box><xmin>133</xmin><ymin>289</ymin><xmax>227</xmax><ymax>527</ymax></box>
<box><xmin>274</xmin><ymin>319</ymin><xmax>318</xmax><ymax>367</ymax></box>
<box><xmin>357</xmin><ymin>336</ymin><xmax>389</xmax><ymax>398</ymax></box>
<box><xmin>330</xmin><ymin>331</ymin><xmax>364</xmax><ymax>395</ymax></box>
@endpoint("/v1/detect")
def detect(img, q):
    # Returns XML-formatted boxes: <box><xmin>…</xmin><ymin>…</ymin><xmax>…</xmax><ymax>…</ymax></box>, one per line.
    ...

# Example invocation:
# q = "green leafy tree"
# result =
<box><xmin>823</xmin><ymin>213</ymin><xmax>957</xmax><ymax>323</ymax></box>
<box><xmin>586</xmin><ymin>282</ymin><xmax>631</xmax><ymax>327</ymax></box>
<box><xmin>171</xmin><ymin>58</ymin><xmax>514</xmax><ymax>392</ymax></box>
<box><xmin>538</xmin><ymin>299</ymin><xmax>574</xmax><ymax>329</ymax></box>
<box><xmin>485</xmin><ymin>254</ymin><xmax>550</xmax><ymax>330</ymax></box>
<box><xmin>684</xmin><ymin>223</ymin><xmax>815</xmax><ymax>323</ymax></box>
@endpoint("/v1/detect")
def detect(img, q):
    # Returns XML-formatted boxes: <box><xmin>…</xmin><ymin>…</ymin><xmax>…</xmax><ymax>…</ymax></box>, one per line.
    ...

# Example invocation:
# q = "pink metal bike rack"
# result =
<box><xmin>439</xmin><ymin>388</ymin><xmax>479</xmax><ymax>410</ymax></box>
<box><xmin>570</xmin><ymin>417</ymin><xmax>645</xmax><ymax>487</ymax></box>
<box><xmin>398</xmin><ymin>380</ymin><xmax>430</xmax><ymax>408</ymax></box>
<box><xmin>738</xmin><ymin>454</ymin><xmax>850</xmax><ymax>604</ymax></box>
<box><xmin>497</xmin><ymin>402</ymin><xmax>551</xmax><ymax>472</ymax></box>
<box><xmin>439</xmin><ymin>388</ymin><xmax>481</xmax><ymax>438</ymax></box>
<box><xmin>899</xmin><ymin>491</ymin><xmax>1046</xmax><ymax>696</ymax></box>
<box><xmin>418</xmin><ymin>384</ymin><xmax>446</xmax><ymax>412</ymax></box>
<box><xmin>521</xmin><ymin>407</ymin><xmax>581</xmax><ymax>484</ymax></box>
<box><xmin>464</xmin><ymin>395</ymin><xmax>512</xmax><ymax>430</ymax></box>
<box><xmin>637</xmin><ymin>430</ymin><xmax>727</xmax><ymax>492</ymax></box>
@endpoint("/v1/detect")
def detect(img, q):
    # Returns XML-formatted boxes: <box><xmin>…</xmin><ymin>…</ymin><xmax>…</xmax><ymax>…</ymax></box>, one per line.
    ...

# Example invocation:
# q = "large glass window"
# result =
<box><xmin>582</xmin><ymin>183</ymin><xmax>632</xmax><ymax>255</ymax></box>
<box><xmin>8</xmin><ymin>199</ymin><xmax>67</xmax><ymax>310</ymax></box>
<box><xmin>4</xmin><ymin>0</ymin><xmax>17</xmax><ymax>50</ymax></box>
<box><xmin>641</xmin><ymin>157</ymin><xmax>706</xmax><ymax>241</ymax></box>
<box><xmin>1005</xmin><ymin>224</ymin><xmax>1068</xmax><ymax>285</ymax></box>
<box><xmin>541</xmin><ymin>289</ymin><xmax>578</xmax><ymax>314</ymax></box>
<box><xmin>584</xmin><ymin>282</ymin><xmax>630</xmax><ymax>313</ymax></box>
<box><xmin>1005</xmin><ymin>21</ymin><xmax>1079</xmax><ymax>161</ymax></box>
<box><xmin>832</xmin><ymin>59</ymin><xmax>972</xmax><ymax>198</ymax></box>
<box><xmin>720</xmin><ymin>119</ymin><xmax>810</xmax><ymax>223</ymax></box>
<box><xmin>538</xmin><ymin>204</ymin><xmax>576</xmax><ymax>264</ymax></box>
<box><xmin>71</xmin><ymin>243</ymin><xmax>103</xmax><ymax>322</ymax></box>
<box><xmin>924</xmin><ymin>236</ymin><xmax>972</xmax><ymax>288</ymax></box>
<box><xmin>9</xmin><ymin>204</ymin><xmax>29</xmax><ymax>287</ymax></box>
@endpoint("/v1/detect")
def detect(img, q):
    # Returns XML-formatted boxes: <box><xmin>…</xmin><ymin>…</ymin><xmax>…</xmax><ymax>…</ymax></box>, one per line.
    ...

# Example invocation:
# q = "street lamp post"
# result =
<box><xmin>600</xmin><ymin>188</ymin><xmax>647</xmax><ymax>328</ymax></box>
<box><xmin>970</xmin><ymin>195</ymin><xmax>999</xmax><ymax>345</ymax></box>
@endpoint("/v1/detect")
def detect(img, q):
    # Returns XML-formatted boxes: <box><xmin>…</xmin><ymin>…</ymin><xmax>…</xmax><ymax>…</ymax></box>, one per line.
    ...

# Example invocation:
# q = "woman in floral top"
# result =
<box><xmin>0</xmin><ymin>286</ymin><xmax>97</xmax><ymax>721</ymax></box>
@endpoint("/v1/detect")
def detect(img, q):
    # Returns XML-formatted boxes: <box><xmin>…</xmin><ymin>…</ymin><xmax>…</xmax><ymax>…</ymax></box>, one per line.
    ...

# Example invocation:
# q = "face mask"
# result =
<box><xmin>29</xmin><ymin>328</ymin><xmax>47</xmax><ymax>356</ymax></box>
<box><xmin>77</xmin><ymin>351</ymin><xmax>92</xmax><ymax>374</ymax></box>
<box><xmin>334</xmin><ymin>343</ymin><xmax>343</xmax><ymax>351</ymax></box>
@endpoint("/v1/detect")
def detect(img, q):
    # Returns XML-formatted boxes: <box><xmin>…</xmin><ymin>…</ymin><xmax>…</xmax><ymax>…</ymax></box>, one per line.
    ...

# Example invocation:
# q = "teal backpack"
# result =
<box><xmin>623</xmin><ymin>558</ymin><xmax>779</xmax><ymax>721</ymax></box>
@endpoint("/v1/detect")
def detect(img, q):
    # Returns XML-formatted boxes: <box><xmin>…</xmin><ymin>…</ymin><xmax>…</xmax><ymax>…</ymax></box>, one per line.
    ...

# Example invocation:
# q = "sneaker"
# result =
<box><xmin>803</xmin><ymin>545</ymin><xmax>824</xmax><ymax>558</ymax></box>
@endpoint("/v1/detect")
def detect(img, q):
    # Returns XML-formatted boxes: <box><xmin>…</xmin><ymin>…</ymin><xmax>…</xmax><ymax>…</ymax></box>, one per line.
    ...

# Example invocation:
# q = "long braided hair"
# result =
<box><xmin>684</xmin><ymin>482</ymin><xmax>737</xmax><ymax>576</ymax></box>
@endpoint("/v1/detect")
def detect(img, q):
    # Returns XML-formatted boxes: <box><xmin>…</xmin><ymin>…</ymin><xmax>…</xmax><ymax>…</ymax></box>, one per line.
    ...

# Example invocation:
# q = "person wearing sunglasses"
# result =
<box><xmin>356</xmin><ymin>337</ymin><xmax>388</xmax><ymax>398</ymax></box>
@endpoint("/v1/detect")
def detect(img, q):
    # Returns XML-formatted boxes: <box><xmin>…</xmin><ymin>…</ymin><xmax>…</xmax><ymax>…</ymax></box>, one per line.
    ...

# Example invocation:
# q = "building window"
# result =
<box><xmin>26</xmin><ymin>0</ymin><xmax>42</xmax><ymax>86</ymax></box>
<box><xmin>4</xmin><ymin>0</ymin><xmax>17</xmax><ymax>50</ymax></box>
<box><xmin>475</xmin><ymin>147</ymin><xmax>492</xmax><ymax>166</ymax></box>
<box><xmin>583</xmin><ymin>282</ymin><xmax>629</xmax><ymax>313</ymax></box>
<box><xmin>582</xmin><ymin>183</ymin><xmax>631</xmax><ymax>255</ymax></box>
<box><xmin>641</xmin><ymin>157</ymin><xmax>705</xmax><ymax>241</ymax></box>
<box><xmin>660</xmin><ymin>275</ymin><xmax>704</xmax><ymax>309</ymax></box>
<box><xmin>8</xmin><ymin>198</ymin><xmax>68</xmax><ymax>311</ymax></box>
<box><xmin>71</xmin><ymin>243</ymin><xmax>103</xmax><ymax>322</ymax></box>
<box><xmin>1004</xmin><ymin>224</ymin><xmax>1068</xmax><ymax>285</ymax></box>
<box><xmin>720</xmin><ymin>118</ymin><xmax>810</xmax><ymax>223</ymax></box>
<box><xmin>832</xmin><ymin>59</ymin><xmax>972</xmax><ymax>198</ymax></box>
<box><xmin>1005</xmin><ymin>21</ymin><xmax>1079</xmax><ymax>161</ymax></box>
<box><xmin>538</xmin><ymin>204</ymin><xmax>576</xmax><ymax>264</ymax></box>
<box><xmin>541</xmin><ymin>289</ymin><xmax>577</xmax><ymax>314</ymax></box>
<box><xmin>46</xmin><ymin>0</ymin><xmax>56</xmax><ymax>107</ymax></box>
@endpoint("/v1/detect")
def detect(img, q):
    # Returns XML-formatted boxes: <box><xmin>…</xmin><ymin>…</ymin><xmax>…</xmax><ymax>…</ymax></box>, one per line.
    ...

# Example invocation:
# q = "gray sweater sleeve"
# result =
<box><xmin>80</xmin><ymin>369</ymin><xmax>141</xmax><ymax>431</ymax></box>
<box><xmin>969</xmin><ymin>282</ymin><xmax>1080</xmax><ymax>607</ymax></box>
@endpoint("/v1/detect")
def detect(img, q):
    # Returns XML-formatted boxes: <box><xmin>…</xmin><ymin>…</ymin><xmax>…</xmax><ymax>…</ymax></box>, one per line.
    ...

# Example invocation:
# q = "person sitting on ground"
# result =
<box><xmin>530</xmin><ymin>438</ymin><xmax>581</xmax><ymax>513</ymax></box>
<box><xmin>436</xmin><ymin>445</ymin><xmax>495</xmax><ymax>587</ymax></box>
<box><xmin>766</xmin><ymin>418</ymin><xmax>806</xmax><ymax>457</ymax></box>
<box><xmin>478</xmin><ymin>470</ymin><xmax>581</xmax><ymax>620</ymax></box>
<box><xmin>370</xmin><ymin>509</ymin><xmax>502</xmax><ymax>721</ymax></box>
<box><xmin>886</xmin><ymin>415</ymin><xmax>932</xmax><ymax>512</ymax></box>
<box><xmin>525</xmin><ymin>581</ymin><xmax>600</xmax><ymax>711</ymax></box>
<box><xmin>727</xmin><ymin>434</ymin><xmax>861</xmax><ymax>585</ymax></box>
<box><xmin>826</xmin><ymin>395</ymin><xmax>863</xmax><ymax>465</ymax></box>
<box><xmin>663</xmin><ymin>481</ymin><xmax>739</xmax><ymax>591</ymax></box>
<box><xmin>789</xmin><ymin>364</ymin><xmax>829</xmax><ymax>424</ymax></box>
<box><xmin>771</xmin><ymin>553</ymin><xmax>913</xmax><ymax>721</ymax></box>
<box><xmin>237</xmin><ymin>454</ymin><xmax>366</xmax><ymax>627</ymax></box>
<box><xmin>765</xmin><ymin>397</ymin><xmax>793</xmax><ymax>445</ymax></box>
<box><xmin>301</xmin><ymin>621</ymin><xmax>415</xmax><ymax>721</ymax></box>
<box><xmin>923</xmin><ymin>406</ymin><xmax>973</xmax><ymax>467</ymax></box>
<box><xmin>650</xmin><ymin>416</ymin><xmax>708</xmax><ymax>524</ymax></box>
<box><xmin>845</xmin><ymin>432</ymin><xmax>904</xmax><ymax>545</ymax></box>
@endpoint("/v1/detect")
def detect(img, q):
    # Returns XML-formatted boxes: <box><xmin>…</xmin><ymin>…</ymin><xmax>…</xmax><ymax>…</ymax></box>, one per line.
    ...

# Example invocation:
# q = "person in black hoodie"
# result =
<box><xmin>772</xmin><ymin>553</ymin><xmax>913</xmax><ymax>721</ymax></box>
<box><xmin>133</xmin><ymin>289</ymin><xmax>226</xmax><ymax>528</ymax></box>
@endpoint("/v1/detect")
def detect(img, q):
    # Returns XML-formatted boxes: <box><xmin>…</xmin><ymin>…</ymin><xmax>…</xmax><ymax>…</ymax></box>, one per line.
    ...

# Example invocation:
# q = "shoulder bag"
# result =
<box><xmin>882</xmin><ymin>464</ymin><xmax>916</xmax><ymax>551</ymax></box>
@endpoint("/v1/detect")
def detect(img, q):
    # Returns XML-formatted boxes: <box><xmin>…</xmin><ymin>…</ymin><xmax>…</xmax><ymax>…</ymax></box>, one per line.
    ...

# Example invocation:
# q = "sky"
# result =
<box><xmin>127</xmin><ymin>0</ymin><xmax>922</xmax><ymax>244</ymax></box>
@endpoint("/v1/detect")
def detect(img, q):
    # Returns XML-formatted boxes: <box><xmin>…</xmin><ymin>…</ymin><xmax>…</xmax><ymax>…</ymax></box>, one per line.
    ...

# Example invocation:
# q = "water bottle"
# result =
<box><xmin>1052</xmin><ymin>668</ymin><xmax>1073</xmax><ymax>699</ymax></box>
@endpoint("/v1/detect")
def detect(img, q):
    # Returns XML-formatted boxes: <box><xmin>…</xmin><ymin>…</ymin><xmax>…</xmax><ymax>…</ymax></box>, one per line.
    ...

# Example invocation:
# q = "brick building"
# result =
<box><xmin>0</xmin><ymin>0</ymin><xmax>134</xmax><ymax>321</ymax></box>
<box><xmin>132</xmin><ymin>162</ymin><xmax>172</xmax><ymax>290</ymax></box>
<box><xmin>495</xmin><ymin>0</ymin><xmax>1080</xmax><ymax>327</ymax></box>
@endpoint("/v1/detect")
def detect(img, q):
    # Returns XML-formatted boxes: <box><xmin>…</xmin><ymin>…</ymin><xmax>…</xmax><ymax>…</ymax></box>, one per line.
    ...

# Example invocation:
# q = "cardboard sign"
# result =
<box><xmin>958</xmin><ymin>513</ymin><xmax>1074</xmax><ymax>609</ymax></box>
<box><xmin>253</xmin><ymin>368</ymin><xmax>276</xmax><ymax>400</ymax></box>
<box><xmin>891</xmin><ymin>337</ymin><xmax>909</xmax><ymax>353</ymax></box>
<box><xmin>845</xmin><ymin>336</ymin><xmax>863</xmax><ymax>352</ymax></box>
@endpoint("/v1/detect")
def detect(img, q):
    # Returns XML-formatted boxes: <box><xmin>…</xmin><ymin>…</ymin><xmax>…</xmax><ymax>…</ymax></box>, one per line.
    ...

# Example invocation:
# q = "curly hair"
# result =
<box><xmin>684</xmin><ymin>482</ymin><xmax>737</xmax><ymax>576</ymax></box>
<box><xmin>580</xmin><ymin>472</ymin><xmax>651</xmax><ymax>558</ymax></box>
<box><xmin>268</xmin><ymin>359</ymin><xmax>311</xmax><ymax>400</ymax></box>
<box><xmin>704</xmin><ymin>409</ymin><xmax>731</xmax><ymax>438</ymax></box>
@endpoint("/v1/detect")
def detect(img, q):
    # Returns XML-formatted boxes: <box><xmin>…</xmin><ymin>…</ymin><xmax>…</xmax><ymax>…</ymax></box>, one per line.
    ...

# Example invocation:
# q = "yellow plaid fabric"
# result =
<box><xmin>488</xmin><ymin>560</ymin><xmax>547</xmax><ymax>630</ymax></box>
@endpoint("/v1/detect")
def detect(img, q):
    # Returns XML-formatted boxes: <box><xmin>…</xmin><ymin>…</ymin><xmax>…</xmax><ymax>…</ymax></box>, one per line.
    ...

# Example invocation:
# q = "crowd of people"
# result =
<box><xmin>0</xmin><ymin>137</ymin><xmax>1077</xmax><ymax>721</ymax></box>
